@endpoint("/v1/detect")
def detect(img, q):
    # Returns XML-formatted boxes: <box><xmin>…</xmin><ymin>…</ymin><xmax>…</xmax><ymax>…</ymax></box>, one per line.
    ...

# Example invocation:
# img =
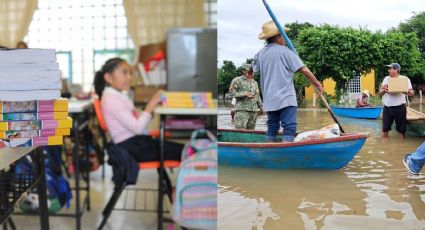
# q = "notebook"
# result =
<box><xmin>0</xmin><ymin>90</ymin><xmax>61</xmax><ymax>101</ymax></box>
<box><xmin>0</xmin><ymin>49</ymin><xmax>56</xmax><ymax>64</ymax></box>
<box><xmin>0</xmin><ymin>136</ymin><xmax>63</xmax><ymax>148</ymax></box>
<box><xmin>0</xmin><ymin>70</ymin><xmax>61</xmax><ymax>90</ymax></box>
<box><xmin>0</xmin><ymin>62</ymin><xmax>59</xmax><ymax>71</ymax></box>
<box><xmin>0</xmin><ymin>117</ymin><xmax>73</xmax><ymax>131</ymax></box>
<box><xmin>0</xmin><ymin>128</ymin><xmax>70</xmax><ymax>139</ymax></box>
<box><xmin>0</xmin><ymin>111</ymin><xmax>68</xmax><ymax>121</ymax></box>
<box><xmin>0</xmin><ymin>99</ymin><xmax>68</xmax><ymax>113</ymax></box>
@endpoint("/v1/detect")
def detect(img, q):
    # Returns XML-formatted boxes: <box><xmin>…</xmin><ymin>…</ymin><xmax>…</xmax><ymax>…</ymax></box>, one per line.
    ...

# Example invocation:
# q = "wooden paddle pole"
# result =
<box><xmin>261</xmin><ymin>0</ymin><xmax>345</xmax><ymax>133</ymax></box>
<box><xmin>314</xmin><ymin>86</ymin><xmax>346</xmax><ymax>133</ymax></box>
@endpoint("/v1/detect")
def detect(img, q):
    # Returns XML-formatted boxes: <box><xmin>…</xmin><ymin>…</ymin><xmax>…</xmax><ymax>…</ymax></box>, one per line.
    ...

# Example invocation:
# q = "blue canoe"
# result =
<box><xmin>330</xmin><ymin>105</ymin><xmax>383</xmax><ymax>119</ymax></box>
<box><xmin>218</xmin><ymin>129</ymin><xmax>368</xmax><ymax>170</ymax></box>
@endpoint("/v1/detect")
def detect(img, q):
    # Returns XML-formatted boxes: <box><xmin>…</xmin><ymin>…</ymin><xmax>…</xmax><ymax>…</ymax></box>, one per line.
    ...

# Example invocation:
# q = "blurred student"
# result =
<box><xmin>94</xmin><ymin>57</ymin><xmax>182</xmax><ymax>162</ymax></box>
<box><xmin>16</xmin><ymin>41</ymin><xmax>28</xmax><ymax>48</ymax></box>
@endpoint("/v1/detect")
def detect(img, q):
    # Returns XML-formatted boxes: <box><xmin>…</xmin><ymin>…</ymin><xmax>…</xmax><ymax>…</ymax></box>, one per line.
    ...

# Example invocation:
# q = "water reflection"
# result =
<box><xmin>219</xmin><ymin>166</ymin><xmax>368</xmax><ymax>229</ymax></box>
<box><xmin>218</xmin><ymin>186</ymin><xmax>279</xmax><ymax>230</ymax></box>
<box><xmin>218</xmin><ymin>105</ymin><xmax>425</xmax><ymax>229</ymax></box>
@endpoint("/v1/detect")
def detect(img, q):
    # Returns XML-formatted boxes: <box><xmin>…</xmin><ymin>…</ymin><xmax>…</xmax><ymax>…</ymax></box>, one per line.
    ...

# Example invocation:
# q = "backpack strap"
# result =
<box><xmin>190</xmin><ymin>129</ymin><xmax>217</xmax><ymax>143</ymax></box>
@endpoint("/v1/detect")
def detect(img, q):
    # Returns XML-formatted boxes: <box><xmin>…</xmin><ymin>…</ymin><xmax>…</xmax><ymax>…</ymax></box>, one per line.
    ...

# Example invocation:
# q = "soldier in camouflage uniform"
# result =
<box><xmin>229</xmin><ymin>64</ymin><xmax>263</xmax><ymax>130</ymax></box>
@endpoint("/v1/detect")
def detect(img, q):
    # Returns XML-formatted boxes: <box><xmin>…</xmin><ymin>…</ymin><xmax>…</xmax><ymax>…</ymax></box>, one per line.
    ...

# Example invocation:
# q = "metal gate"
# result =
<box><xmin>347</xmin><ymin>75</ymin><xmax>362</xmax><ymax>103</ymax></box>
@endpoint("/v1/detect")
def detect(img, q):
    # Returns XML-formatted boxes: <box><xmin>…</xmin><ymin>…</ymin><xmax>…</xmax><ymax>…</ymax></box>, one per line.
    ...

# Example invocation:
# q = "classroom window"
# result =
<box><xmin>25</xmin><ymin>0</ymin><xmax>134</xmax><ymax>92</ymax></box>
<box><xmin>205</xmin><ymin>0</ymin><xmax>217</xmax><ymax>28</ymax></box>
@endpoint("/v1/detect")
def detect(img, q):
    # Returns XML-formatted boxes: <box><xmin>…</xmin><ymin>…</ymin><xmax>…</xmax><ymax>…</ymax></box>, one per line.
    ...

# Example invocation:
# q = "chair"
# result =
<box><xmin>93</xmin><ymin>98</ymin><xmax>180</xmax><ymax>230</ymax></box>
<box><xmin>93</xmin><ymin>98</ymin><xmax>109</xmax><ymax>179</ymax></box>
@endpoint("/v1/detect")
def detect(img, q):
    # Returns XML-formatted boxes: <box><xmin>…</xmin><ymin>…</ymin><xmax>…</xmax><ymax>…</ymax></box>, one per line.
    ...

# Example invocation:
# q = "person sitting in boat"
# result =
<box><xmin>252</xmin><ymin>21</ymin><xmax>323</xmax><ymax>142</ymax></box>
<box><xmin>228</xmin><ymin>64</ymin><xmax>263</xmax><ymax>130</ymax></box>
<box><xmin>379</xmin><ymin>63</ymin><xmax>414</xmax><ymax>138</ymax></box>
<box><xmin>356</xmin><ymin>89</ymin><xmax>372</xmax><ymax>107</ymax></box>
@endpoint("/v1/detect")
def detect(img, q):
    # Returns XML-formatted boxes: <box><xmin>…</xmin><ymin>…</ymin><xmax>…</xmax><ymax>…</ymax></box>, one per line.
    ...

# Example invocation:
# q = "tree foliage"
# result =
<box><xmin>217</xmin><ymin>60</ymin><xmax>237</xmax><ymax>97</ymax></box>
<box><xmin>219</xmin><ymin>20</ymin><xmax>424</xmax><ymax>101</ymax></box>
<box><xmin>298</xmin><ymin>25</ymin><xmax>421</xmax><ymax>90</ymax></box>
<box><xmin>284</xmin><ymin>21</ymin><xmax>314</xmax><ymax>47</ymax></box>
<box><xmin>398</xmin><ymin>11</ymin><xmax>425</xmax><ymax>82</ymax></box>
<box><xmin>399</xmin><ymin>12</ymin><xmax>425</xmax><ymax>54</ymax></box>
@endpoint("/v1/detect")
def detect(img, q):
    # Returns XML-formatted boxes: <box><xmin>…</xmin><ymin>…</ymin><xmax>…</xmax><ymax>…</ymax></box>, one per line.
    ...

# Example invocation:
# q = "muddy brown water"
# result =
<box><xmin>218</xmin><ymin>104</ymin><xmax>425</xmax><ymax>230</ymax></box>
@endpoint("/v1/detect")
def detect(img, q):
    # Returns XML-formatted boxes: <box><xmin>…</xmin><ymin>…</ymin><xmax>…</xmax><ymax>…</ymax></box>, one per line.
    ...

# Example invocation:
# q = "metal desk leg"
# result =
<box><xmin>157</xmin><ymin>115</ymin><xmax>165</xmax><ymax>230</ymax></box>
<box><xmin>37</xmin><ymin>148</ymin><xmax>49</xmax><ymax>230</ymax></box>
<box><xmin>72</xmin><ymin>116</ymin><xmax>81</xmax><ymax>230</ymax></box>
<box><xmin>86</xmin><ymin>131</ymin><xmax>91</xmax><ymax>212</ymax></box>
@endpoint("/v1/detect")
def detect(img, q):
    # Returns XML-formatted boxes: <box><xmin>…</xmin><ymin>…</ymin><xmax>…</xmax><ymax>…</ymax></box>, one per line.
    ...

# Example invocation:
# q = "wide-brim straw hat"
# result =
<box><xmin>258</xmin><ymin>20</ymin><xmax>291</xmax><ymax>40</ymax></box>
<box><xmin>362</xmin><ymin>89</ymin><xmax>370</xmax><ymax>97</ymax></box>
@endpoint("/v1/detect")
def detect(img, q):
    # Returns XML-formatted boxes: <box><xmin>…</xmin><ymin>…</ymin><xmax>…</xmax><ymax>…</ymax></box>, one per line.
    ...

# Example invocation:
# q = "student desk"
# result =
<box><xmin>66</xmin><ymin>99</ymin><xmax>93</xmax><ymax>230</ymax></box>
<box><xmin>12</xmin><ymin>99</ymin><xmax>93</xmax><ymax>230</ymax></box>
<box><xmin>1</xmin><ymin>147</ymin><xmax>50</xmax><ymax>230</ymax></box>
<box><xmin>154</xmin><ymin>107</ymin><xmax>217</xmax><ymax>230</ymax></box>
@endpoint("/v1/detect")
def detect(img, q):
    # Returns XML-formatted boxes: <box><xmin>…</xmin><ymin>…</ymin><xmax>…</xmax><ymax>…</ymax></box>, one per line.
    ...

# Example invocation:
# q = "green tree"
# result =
<box><xmin>373</xmin><ymin>31</ymin><xmax>421</xmax><ymax>86</ymax></box>
<box><xmin>297</xmin><ymin>25</ymin><xmax>421</xmax><ymax>92</ymax></box>
<box><xmin>399</xmin><ymin>12</ymin><xmax>425</xmax><ymax>54</ymax></box>
<box><xmin>217</xmin><ymin>60</ymin><xmax>237</xmax><ymax>99</ymax></box>
<box><xmin>398</xmin><ymin>11</ymin><xmax>425</xmax><ymax>82</ymax></box>
<box><xmin>284</xmin><ymin>21</ymin><xmax>314</xmax><ymax>47</ymax></box>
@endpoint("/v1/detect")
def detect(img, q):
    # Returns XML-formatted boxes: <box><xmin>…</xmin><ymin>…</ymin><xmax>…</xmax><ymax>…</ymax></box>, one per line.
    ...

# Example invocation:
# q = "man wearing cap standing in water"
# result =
<box><xmin>379</xmin><ymin>63</ymin><xmax>414</xmax><ymax>138</ymax></box>
<box><xmin>252</xmin><ymin>21</ymin><xmax>323</xmax><ymax>142</ymax></box>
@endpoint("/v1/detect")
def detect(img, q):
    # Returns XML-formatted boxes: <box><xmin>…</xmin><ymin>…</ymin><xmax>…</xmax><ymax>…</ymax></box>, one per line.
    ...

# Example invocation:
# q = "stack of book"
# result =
<box><xmin>160</xmin><ymin>92</ymin><xmax>214</xmax><ymax>108</ymax></box>
<box><xmin>0</xmin><ymin>49</ymin><xmax>70</xmax><ymax>148</ymax></box>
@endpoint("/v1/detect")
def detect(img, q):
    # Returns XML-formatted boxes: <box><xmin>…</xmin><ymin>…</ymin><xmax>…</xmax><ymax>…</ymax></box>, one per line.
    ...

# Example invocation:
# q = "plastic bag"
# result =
<box><xmin>294</xmin><ymin>123</ymin><xmax>340</xmax><ymax>142</ymax></box>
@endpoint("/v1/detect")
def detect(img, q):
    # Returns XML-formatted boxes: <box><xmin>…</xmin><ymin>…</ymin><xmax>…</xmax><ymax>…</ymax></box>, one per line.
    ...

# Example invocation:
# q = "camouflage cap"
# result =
<box><xmin>242</xmin><ymin>63</ymin><xmax>252</xmax><ymax>71</ymax></box>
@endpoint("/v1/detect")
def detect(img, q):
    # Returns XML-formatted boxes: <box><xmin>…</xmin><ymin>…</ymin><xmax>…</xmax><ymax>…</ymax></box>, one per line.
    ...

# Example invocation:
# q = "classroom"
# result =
<box><xmin>0</xmin><ymin>0</ymin><xmax>217</xmax><ymax>229</ymax></box>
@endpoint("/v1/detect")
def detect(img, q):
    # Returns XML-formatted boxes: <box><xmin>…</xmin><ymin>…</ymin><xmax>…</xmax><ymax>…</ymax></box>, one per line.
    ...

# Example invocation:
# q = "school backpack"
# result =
<box><xmin>172</xmin><ymin>129</ymin><xmax>217</xmax><ymax>230</ymax></box>
<box><xmin>16</xmin><ymin>147</ymin><xmax>72</xmax><ymax>213</ymax></box>
<box><xmin>181</xmin><ymin>129</ymin><xmax>217</xmax><ymax>161</ymax></box>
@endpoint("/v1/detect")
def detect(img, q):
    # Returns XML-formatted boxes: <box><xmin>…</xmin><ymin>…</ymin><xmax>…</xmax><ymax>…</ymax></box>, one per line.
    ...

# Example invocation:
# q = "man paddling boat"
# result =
<box><xmin>253</xmin><ymin>21</ymin><xmax>323</xmax><ymax>142</ymax></box>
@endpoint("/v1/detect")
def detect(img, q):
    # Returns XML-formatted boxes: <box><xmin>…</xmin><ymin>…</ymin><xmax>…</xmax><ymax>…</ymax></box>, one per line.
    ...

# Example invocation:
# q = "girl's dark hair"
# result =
<box><xmin>94</xmin><ymin>57</ymin><xmax>126</xmax><ymax>98</ymax></box>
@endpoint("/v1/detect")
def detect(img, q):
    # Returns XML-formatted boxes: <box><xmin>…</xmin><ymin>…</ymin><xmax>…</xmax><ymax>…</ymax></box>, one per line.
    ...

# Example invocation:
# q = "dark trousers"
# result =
<box><xmin>118</xmin><ymin>135</ymin><xmax>183</xmax><ymax>162</ymax></box>
<box><xmin>382</xmin><ymin>104</ymin><xmax>407</xmax><ymax>133</ymax></box>
<box><xmin>266</xmin><ymin>106</ymin><xmax>297</xmax><ymax>142</ymax></box>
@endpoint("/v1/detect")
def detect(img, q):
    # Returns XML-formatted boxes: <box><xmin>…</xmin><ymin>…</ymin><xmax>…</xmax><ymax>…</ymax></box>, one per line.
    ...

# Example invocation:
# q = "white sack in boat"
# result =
<box><xmin>294</xmin><ymin>123</ymin><xmax>340</xmax><ymax>142</ymax></box>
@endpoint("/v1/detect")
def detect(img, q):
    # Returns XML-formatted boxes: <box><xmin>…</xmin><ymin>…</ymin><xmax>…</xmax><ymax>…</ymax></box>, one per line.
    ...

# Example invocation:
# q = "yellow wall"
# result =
<box><xmin>305</xmin><ymin>77</ymin><xmax>336</xmax><ymax>100</ymax></box>
<box><xmin>304</xmin><ymin>70</ymin><xmax>375</xmax><ymax>101</ymax></box>
<box><xmin>361</xmin><ymin>69</ymin><xmax>375</xmax><ymax>96</ymax></box>
<box><xmin>305</xmin><ymin>84</ymin><xmax>315</xmax><ymax>101</ymax></box>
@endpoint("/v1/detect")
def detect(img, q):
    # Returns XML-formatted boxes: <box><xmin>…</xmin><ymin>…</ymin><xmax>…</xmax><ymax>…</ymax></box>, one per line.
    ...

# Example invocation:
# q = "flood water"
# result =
<box><xmin>218</xmin><ymin>104</ymin><xmax>425</xmax><ymax>230</ymax></box>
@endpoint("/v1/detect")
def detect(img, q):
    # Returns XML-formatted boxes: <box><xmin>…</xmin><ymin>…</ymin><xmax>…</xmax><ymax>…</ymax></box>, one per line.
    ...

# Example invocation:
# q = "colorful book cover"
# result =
<box><xmin>0</xmin><ymin>117</ymin><xmax>72</xmax><ymax>131</ymax></box>
<box><xmin>0</xmin><ymin>98</ymin><xmax>68</xmax><ymax>113</ymax></box>
<box><xmin>0</xmin><ymin>136</ymin><xmax>63</xmax><ymax>148</ymax></box>
<box><xmin>0</xmin><ymin>111</ymin><xmax>68</xmax><ymax>121</ymax></box>
<box><xmin>0</xmin><ymin>128</ymin><xmax>70</xmax><ymax>139</ymax></box>
<box><xmin>161</xmin><ymin>92</ymin><xmax>214</xmax><ymax>108</ymax></box>
<box><xmin>161</xmin><ymin>101</ymin><xmax>215</xmax><ymax>108</ymax></box>
<box><xmin>161</xmin><ymin>92</ymin><xmax>213</xmax><ymax>100</ymax></box>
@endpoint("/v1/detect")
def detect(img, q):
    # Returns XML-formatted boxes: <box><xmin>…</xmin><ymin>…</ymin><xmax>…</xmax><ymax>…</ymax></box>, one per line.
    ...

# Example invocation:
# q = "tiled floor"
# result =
<box><xmin>9</xmin><ymin>165</ymin><xmax>179</xmax><ymax>230</ymax></box>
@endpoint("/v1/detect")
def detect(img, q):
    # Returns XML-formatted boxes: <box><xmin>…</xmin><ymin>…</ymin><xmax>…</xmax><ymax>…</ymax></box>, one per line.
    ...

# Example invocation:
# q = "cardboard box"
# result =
<box><xmin>133</xmin><ymin>85</ymin><xmax>165</xmax><ymax>104</ymax></box>
<box><xmin>138</xmin><ymin>42</ymin><xmax>166</xmax><ymax>64</ymax></box>
<box><xmin>388</xmin><ymin>77</ymin><xmax>409</xmax><ymax>93</ymax></box>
